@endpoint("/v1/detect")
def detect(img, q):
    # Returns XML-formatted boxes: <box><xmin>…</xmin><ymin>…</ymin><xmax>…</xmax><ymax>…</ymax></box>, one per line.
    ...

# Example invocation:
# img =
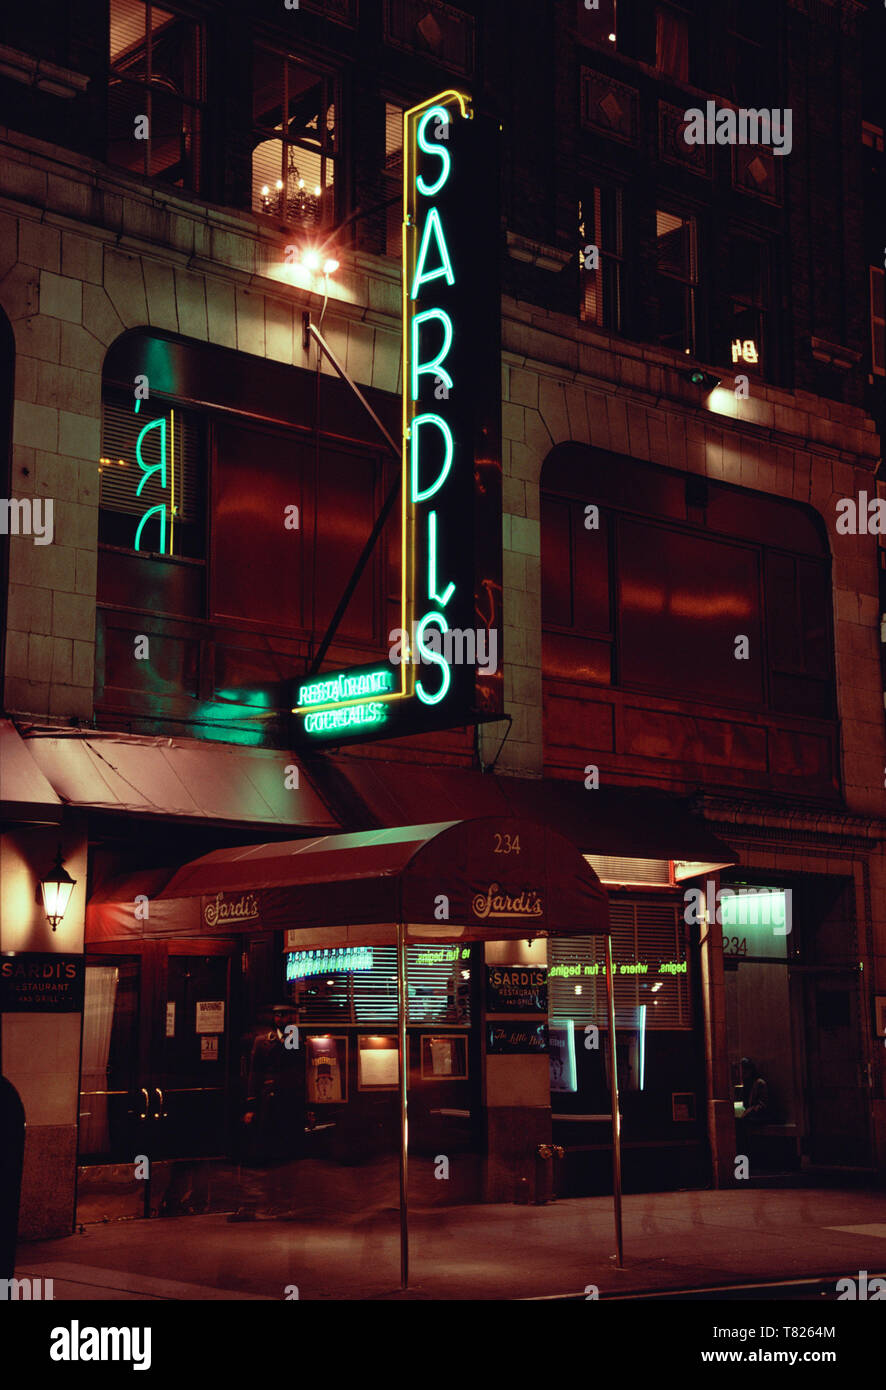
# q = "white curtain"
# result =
<box><xmin>79</xmin><ymin>966</ymin><xmax>119</xmax><ymax>1156</ymax></box>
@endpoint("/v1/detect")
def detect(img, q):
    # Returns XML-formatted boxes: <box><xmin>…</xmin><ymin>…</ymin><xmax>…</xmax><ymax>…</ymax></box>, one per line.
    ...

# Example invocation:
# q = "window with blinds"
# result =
<box><xmin>290</xmin><ymin>945</ymin><xmax>472</xmax><ymax>1026</ymax></box>
<box><xmin>549</xmin><ymin>899</ymin><xmax>691</xmax><ymax>1029</ymax></box>
<box><xmin>99</xmin><ymin>395</ymin><xmax>205</xmax><ymax>558</ymax></box>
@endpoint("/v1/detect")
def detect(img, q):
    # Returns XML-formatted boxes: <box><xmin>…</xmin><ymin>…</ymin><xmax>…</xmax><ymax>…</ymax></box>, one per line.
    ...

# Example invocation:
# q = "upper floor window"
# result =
<box><xmin>541</xmin><ymin>449</ymin><xmax>835</xmax><ymax>722</ymax></box>
<box><xmin>718</xmin><ymin>232</ymin><xmax>770</xmax><ymax>378</ymax></box>
<box><xmin>579</xmin><ymin>184</ymin><xmax>623</xmax><ymax>332</ymax></box>
<box><xmin>252</xmin><ymin>47</ymin><xmax>337</xmax><ymax>227</ymax></box>
<box><xmin>108</xmin><ymin>0</ymin><xmax>204</xmax><ymax>191</ymax></box>
<box><xmin>655</xmin><ymin>208</ymin><xmax>697</xmax><ymax>354</ymax></box>
<box><xmin>655</xmin><ymin>4</ymin><xmax>689</xmax><ymax>82</ymax></box>
<box><xmin>384</xmin><ymin>101</ymin><xmax>404</xmax><ymax>258</ymax></box>
<box><xmin>100</xmin><ymin>394</ymin><xmax>206</xmax><ymax>561</ymax></box>
<box><xmin>724</xmin><ymin>0</ymin><xmax>778</xmax><ymax>107</ymax></box>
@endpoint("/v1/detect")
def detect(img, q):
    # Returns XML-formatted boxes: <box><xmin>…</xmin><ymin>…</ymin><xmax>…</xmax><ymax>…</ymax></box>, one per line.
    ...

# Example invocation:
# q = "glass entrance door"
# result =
<box><xmin>78</xmin><ymin>939</ymin><xmax>237</xmax><ymax>1221</ymax></box>
<box><xmin>153</xmin><ymin>944</ymin><xmax>232</xmax><ymax>1160</ymax></box>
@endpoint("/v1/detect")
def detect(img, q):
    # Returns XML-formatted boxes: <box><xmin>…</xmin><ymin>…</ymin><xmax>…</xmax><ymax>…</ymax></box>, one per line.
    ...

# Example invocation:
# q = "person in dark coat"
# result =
<box><xmin>244</xmin><ymin>1004</ymin><xmax>305</xmax><ymax>1161</ymax></box>
<box><xmin>231</xmin><ymin>1005</ymin><xmax>304</xmax><ymax>1219</ymax></box>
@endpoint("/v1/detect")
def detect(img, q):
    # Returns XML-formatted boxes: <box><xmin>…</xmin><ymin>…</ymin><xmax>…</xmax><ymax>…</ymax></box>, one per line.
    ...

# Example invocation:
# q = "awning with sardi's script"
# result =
<box><xmin>85</xmin><ymin>817</ymin><xmax>609</xmax><ymax>944</ymax></box>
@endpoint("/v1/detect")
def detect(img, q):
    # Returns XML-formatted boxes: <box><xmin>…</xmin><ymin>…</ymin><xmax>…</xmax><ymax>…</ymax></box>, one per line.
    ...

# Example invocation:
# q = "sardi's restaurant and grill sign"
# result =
<box><xmin>0</xmin><ymin>953</ymin><xmax>85</xmax><ymax>1011</ymax></box>
<box><xmin>486</xmin><ymin>964</ymin><xmax>548</xmax><ymax>1012</ymax></box>
<box><xmin>293</xmin><ymin>89</ymin><xmax>502</xmax><ymax>747</ymax></box>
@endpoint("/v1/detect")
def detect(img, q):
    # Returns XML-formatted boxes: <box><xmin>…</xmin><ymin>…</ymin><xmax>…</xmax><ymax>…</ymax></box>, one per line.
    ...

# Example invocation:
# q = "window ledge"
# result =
<box><xmin>0</xmin><ymin>44</ymin><xmax>89</xmax><ymax>99</ymax></box>
<box><xmin>506</xmin><ymin>231</ymin><xmax>572</xmax><ymax>273</ymax></box>
<box><xmin>810</xmin><ymin>337</ymin><xmax>861</xmax><ymax>371</ymax></box>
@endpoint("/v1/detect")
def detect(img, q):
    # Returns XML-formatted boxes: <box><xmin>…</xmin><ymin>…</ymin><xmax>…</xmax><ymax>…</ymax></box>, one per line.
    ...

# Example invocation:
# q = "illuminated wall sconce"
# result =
<box><xmin>682</xmin><ymin>368</ymin><xmax>722</xmax><ymax>391</ymax></box>
<box><xmin>40</xmin><ymin>846</ymin><xmax>76</xmax><ymax>931</ymax></box>
<box><xmin>298</xmin><ymin>248</ymin><xmax>339</xmax><ymax>277</ymax></box>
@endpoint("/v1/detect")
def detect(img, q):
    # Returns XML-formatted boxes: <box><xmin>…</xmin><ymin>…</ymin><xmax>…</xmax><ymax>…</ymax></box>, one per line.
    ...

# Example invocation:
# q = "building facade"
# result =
<box><xmin>0</xmin><ymin>0</ymin><xmax>884</xmax><ymax>1242</ymax></box>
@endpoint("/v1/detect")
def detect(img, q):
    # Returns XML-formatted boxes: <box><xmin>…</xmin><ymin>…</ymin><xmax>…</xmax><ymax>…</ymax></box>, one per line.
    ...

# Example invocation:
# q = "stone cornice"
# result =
<box><xmin>695</xmin><ymin>792</ymin><xmax>886</xmax><ymax>849</ymax></box>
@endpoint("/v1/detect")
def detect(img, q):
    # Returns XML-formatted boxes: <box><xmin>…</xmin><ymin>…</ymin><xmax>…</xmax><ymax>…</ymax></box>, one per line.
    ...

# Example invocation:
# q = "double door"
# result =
<box><xmin>79</xmin><ymin>939</ymin><xmax>236</xmax><ymax>1166</ymax></box>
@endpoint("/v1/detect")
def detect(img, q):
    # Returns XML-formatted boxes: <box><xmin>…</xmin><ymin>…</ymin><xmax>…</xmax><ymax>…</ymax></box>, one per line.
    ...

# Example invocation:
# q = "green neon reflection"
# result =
<box><xmin>134</xmin><ymin>415</ymin><xmax>167</xmax><ymax>553</ymax></box>
<box><xmin>410</xmin><ymin>208</ymin><xmax>455</xmax><ymax>299</ymax></box>
<box><xmin>416</xmin><ymin>106</ymin><xmax>452</xmax><ymax>197</ymax></box>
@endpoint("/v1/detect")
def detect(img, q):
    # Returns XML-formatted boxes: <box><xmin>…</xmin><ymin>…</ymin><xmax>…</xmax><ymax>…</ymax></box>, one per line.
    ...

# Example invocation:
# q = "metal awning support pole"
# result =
<box><xmin>302</xmin><ymin>314</ymin><xmax>402</xmax><ymax>676</ymax></box>
<box><xmin>397</xmin><ymin>918</ymin><xmax>409</xmax><ymax>1290</ymax></box>
<box><xmin>605</xmin><ymin>934</ymin><xmax>624</xmax><ymax>1268</ymax></box>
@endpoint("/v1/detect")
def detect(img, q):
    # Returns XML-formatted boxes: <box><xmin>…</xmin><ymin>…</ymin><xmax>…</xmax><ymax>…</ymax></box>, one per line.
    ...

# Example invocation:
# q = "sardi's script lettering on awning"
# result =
<box><xmin>472</xmin><ymin>883</ymin><xmax>543</xmax><ymax>920</ymax></box>
<box><xmin>203</xmin><ymin>892</ymin><xmax>260</xmax><ymax>927</ymax></box>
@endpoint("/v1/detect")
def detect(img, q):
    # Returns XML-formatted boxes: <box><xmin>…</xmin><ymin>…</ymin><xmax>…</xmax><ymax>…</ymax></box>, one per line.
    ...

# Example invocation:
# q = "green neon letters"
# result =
<box><xmin>411</xmin><ymin>309</ymin><xmax>454</xmax><ymax>401</ymax></box>
<box><xmin>427</xmin><ymin>511</ymin><xmax>455</xmax><ymax>608</ymax></box>
<box><xmin>415</xmin><ymin>611</ymin><xmax>451</xmax><ymax>706</ymax></box>
<box><xmin>410</xmin><ymin>208</ymin><xmax>455</xmax><ymax>299</ymax></box>
<box><xmin>410</xmin><ymin>413</ymin><xmax>454</xmax><ymax>503</ymax></box>
<box><xmin>416</xmin><ymin>107</ymin><xmax>451</xmax><ymax>196</ymax></box>
<box><xmin>297</xmin><ymin>667</ymin><xmax>393</xmax><ymax>707</ymax></box>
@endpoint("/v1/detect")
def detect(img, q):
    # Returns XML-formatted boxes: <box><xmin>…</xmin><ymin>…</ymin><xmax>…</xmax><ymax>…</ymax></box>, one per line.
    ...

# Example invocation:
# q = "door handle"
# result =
<box><xmin>153</xmin><ymin>1086</ymin><xmax>167</xmax><ymax>1119</ymax></box>
<box><xmin>139</xmin><ymin>1087</ymin><xmax>149</xmax><ymax>1121</ymax></box>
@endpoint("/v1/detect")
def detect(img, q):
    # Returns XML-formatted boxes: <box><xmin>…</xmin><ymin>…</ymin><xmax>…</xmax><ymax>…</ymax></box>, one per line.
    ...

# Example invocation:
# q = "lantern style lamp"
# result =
<box><xmin>40</xmin><ymin>847</ymin><xmax>76</xmax><ymax>931</ymax></box>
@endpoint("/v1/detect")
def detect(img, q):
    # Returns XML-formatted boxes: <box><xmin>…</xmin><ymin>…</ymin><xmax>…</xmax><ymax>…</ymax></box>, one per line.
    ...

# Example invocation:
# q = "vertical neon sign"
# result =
<box><xmin>293</xmin><ymin>87</ymin><xmax>502</xmax><ymax>743</ymax></box>
<box><xmin>403</xmin><ymin>91</ymin><xmax>471</xmax><ymax>707</ymax></box>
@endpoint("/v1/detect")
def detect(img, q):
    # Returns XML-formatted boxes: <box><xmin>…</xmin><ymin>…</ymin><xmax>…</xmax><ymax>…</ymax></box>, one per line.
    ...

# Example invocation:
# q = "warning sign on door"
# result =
<box><xmin>196</xmin><ymin>1000</ymin><xmax>224</xmax><ymax>1034</ymax></box>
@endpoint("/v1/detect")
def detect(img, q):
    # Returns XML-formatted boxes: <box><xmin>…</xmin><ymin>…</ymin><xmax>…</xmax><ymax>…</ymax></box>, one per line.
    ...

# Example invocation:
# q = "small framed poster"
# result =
<box><xmin>358</xmin><ymin>1035</ymin><xmax>400</xmax><ymax>1089</ymax></box>
<box><xmin>874</xmin><ymin>996</ymin><xmax>886</xmax><ymax>1038</ymax></box>
<box><xmin>420</xmin><ymin>1034</ymin><xmax>469</xmax><ymax>1080</ymax></box>
<box><xmin>306</xmin><ymin>1035</ymin><xmax>348</xmax><ymax>1103</ymax></box>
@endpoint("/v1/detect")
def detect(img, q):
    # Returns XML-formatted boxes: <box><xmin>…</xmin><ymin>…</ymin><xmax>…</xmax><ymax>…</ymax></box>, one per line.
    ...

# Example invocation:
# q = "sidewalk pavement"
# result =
<box><xmin>15</xmin><ymin>1185</ymin><xmax>886</xmax><ymax>1301</ymax></box>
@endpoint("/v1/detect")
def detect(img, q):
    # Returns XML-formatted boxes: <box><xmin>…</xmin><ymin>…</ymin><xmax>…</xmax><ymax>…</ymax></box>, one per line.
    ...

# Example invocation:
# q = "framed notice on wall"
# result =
<box><xmin>420</xmin><ymin>1034</ymin><xmax>469</xmax><ymax>1080</ymax></box>
<box><xmin>306</xmin><ymin>1035</ymin><xmax>347</xmax><ymax>1103</ymax></box>
<box><xmin>358</xmin><ymin>1035</ymin><xmax>399</xmax><ymax>1089</ymax></box>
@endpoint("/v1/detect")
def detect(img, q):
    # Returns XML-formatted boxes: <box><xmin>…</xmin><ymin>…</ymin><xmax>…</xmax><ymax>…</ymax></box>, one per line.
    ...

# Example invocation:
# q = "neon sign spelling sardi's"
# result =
<box><xmin>294</xmin><ymin>90</ymin><xmax>503</xmax><ymax>745</ymax></box>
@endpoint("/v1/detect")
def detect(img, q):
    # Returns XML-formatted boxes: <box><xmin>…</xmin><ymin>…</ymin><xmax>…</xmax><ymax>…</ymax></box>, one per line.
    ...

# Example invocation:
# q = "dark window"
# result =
<box><xmin>655</xmin><ymin>208</ymin><xmax>697</xmax><ymax>354</ymax></box>
<box><xmin>211</xmin><ymin>419</ymin><xmax>380</xmax><ymax>643</ymax></box>
<box><xmin>579</xmin><ymin>185</ymin><xmax>623</xmax><ymax>331</ymax></box>
<box><xmin>251</xmin><ymin>46</ymin><xmax>337</xmax><ymax>227</ymax></box>
<box><xmin>108</xmin><ymin>0</ymin><xmax>204</xmax><ymax>191</ymax></box>
<box><xmin>724</xmin><ymin>0</ymin><xmax>777</xmax><ymax>106</ymax></box>
<box><xmin>655</xmin><ymin>4</ymin><xmax>689</xmax><ymax>81</ymax></box>
<box><xmin>541</xmin><ymin>451</ymin><xmax>835</xmax><ymax>720</ymax></box>
<box><xmin>384</xmin><ymin>101</ymin><xmax>404</xmax><ymax>258</ymax></box>
<box><xmin>720</xmin><ymin>233</ymin><xmax>770</xmax><ymax>377</ymax></box>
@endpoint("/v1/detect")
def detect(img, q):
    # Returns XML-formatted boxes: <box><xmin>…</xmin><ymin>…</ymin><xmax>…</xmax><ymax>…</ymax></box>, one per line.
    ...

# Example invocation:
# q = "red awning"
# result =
<box><xmin>86</xmin><ymin>817</ymin><xmax>609</xmax><ymax>943</ymax></box>
<box><xmin>0</xmin><ymin>721</ymin><xmax>63</xmax><ymax>823</ymax></box>
<box><xmin>318</xmin><ymin>756</ymin><xmax>737</xmax><ymax>867</ymax></box>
